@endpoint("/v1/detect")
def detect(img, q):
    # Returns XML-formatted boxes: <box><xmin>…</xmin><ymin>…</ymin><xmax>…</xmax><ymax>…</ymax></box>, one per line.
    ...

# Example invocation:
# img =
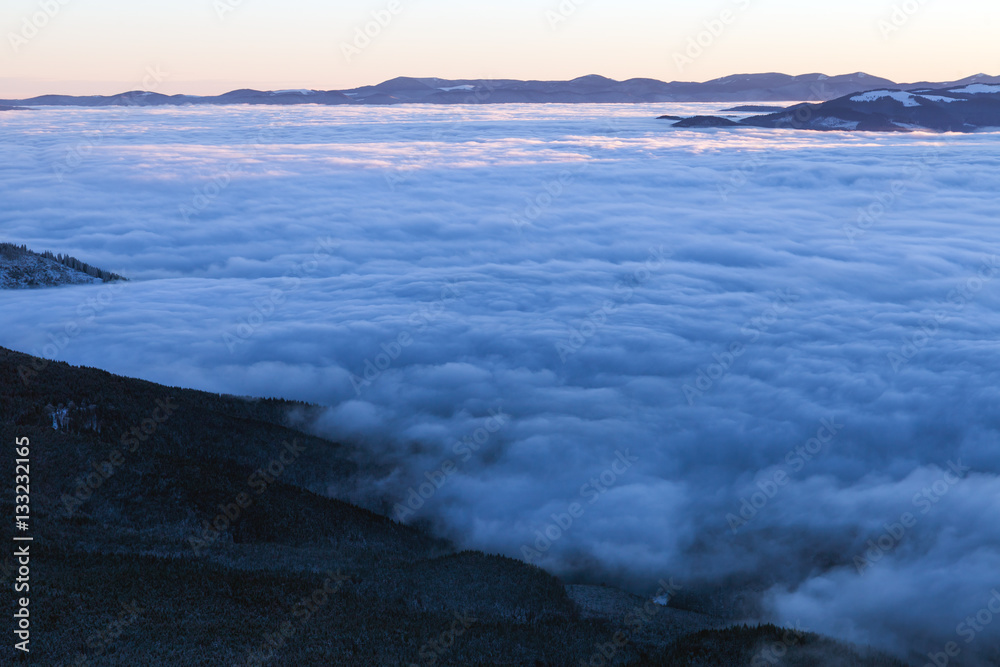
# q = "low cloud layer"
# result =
<box><xmin>2</xmin><ymin>104</ymin><xmax>999</xmax><ymax>660</ymax></box>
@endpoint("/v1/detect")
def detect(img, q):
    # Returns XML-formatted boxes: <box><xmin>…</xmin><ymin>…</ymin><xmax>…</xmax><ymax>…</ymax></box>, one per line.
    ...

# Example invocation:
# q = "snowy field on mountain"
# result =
<box><xmin>850</xmin><ymin>90</ymin><xmax>922</xmax><ymax>106</ymax></box>
<box><xmin>2</xmin><ymin>104</ymin><xmax>1000</xmax><ymax>659</ymax></box>
<box><xmin>0</xmin><ymin>251</ymin><xmax>101</xmax><ymax>289</ymax></box>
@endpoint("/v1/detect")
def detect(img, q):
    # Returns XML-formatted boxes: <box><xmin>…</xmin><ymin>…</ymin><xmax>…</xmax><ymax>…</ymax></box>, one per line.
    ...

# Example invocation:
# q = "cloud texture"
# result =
<box><xmin>2</xmin><ymin>103</ymin><xmax>999</xmax><ymax>660</ymax></box>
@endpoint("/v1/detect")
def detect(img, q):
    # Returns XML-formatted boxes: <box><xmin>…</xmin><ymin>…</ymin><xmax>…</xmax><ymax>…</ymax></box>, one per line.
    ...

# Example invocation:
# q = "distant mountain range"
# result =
<box><xmin>3</xmin><ymin>72</ymin><xmax>999</xmax><ymax>107</ymax></box>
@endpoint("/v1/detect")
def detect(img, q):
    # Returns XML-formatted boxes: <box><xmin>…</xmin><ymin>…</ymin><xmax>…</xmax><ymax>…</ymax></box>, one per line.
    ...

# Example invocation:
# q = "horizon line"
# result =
<box><xmin>5</xmin><ymin>70</ymin><xmax>999</xmax><ymax>100</ymax></box>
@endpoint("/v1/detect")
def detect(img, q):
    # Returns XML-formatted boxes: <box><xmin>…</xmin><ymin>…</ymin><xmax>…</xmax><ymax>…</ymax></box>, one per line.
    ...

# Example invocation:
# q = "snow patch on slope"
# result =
<box><xmin>850</xmin><ymin>90</ymin><xmax>920</xmax><ymax>106</ymax></box>
<box><xmin>914</xmin><ymin>94</ymin><xmax>963</xmax><ymax>103</ymax></box>
<box><xmin>0</xmin><ymin>254</ymin><xmax>100</xmax><ymax>289</ymax></box>
<box><xmin>948</xmin><ymin>84</ymin><xmax>1000</xmax><ymax>94</ymax></box>
<box><xmin>813</xmin><ymin>116</ymin><xmax>860</xmax><ymax>130</ymax></box>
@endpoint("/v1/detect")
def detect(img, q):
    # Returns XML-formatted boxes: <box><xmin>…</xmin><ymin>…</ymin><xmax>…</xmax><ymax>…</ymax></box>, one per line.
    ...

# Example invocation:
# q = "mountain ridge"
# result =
<box><xmin>3</xmin><ymin>72</ymin><xmax>998</xmax><ymax>106</ymax></box>
<box><xmin>688</xmin><ymin>83</ymin><xmax>1000</xmax><ymax>132</ymax></box>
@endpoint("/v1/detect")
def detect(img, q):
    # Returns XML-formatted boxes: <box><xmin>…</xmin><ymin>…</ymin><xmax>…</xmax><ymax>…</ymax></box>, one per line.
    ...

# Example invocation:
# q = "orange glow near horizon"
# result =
<box><xmin>1</xmin><ymin>0</ymin><xmax>997</xmax><ymax>98</ymax></box>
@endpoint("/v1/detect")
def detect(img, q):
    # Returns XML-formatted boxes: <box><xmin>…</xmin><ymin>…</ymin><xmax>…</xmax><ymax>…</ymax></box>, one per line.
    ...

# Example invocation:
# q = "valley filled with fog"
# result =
<box><xmin>2</xmin><ymin>103</ymin><xmax>999</xmax><ymax>658</ymax></box>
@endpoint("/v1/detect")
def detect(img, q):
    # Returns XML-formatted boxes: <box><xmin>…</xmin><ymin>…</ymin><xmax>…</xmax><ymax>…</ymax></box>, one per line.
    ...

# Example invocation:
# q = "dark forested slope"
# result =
<box><xmin>0</xmin><ymin>347</ymin><xmax>909</xmax><ymax>666</ymax></box>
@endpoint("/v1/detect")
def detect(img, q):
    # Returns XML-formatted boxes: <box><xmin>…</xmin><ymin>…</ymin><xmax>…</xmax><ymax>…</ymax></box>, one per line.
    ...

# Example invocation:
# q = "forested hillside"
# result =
<box><xmin>0</xmin><ymin>347</ymin><xmax>910</xmax><ymax>665</ymax></box>
<box><xmin>0</xmin><ymin>243</ymin><xmax>126</xmax><ymax>288</ymax></box>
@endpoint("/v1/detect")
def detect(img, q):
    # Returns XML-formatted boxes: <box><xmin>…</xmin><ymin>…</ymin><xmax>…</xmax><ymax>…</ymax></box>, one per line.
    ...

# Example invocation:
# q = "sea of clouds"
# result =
<box><xmin>2</xmin><ymin>103</ymin><xmax>999</xmax><ymax>661</ymax></box>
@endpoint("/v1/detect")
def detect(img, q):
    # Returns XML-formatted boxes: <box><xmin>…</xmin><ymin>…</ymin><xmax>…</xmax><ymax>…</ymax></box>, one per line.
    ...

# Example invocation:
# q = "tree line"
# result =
<box><xmin>0</xmin><ymin>242</ymin><xmax>127</xmax><ymax>282</ymax></box>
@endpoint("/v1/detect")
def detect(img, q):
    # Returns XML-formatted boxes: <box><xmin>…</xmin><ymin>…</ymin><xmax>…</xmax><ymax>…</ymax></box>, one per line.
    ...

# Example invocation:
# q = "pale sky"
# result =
<box><xmin>1</xmin><ymin>0</ymin><xmax>997</xmax><ymax>97</ymax></box>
